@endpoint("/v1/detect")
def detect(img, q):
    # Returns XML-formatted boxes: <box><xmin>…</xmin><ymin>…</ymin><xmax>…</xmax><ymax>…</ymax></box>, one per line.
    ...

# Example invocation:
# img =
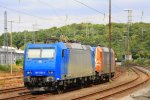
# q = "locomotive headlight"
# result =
<box><xmin>24</xmin><ymin>76</ymin><xmax>30</xmax><ymax>82</ymax></box>
<box><xmin>46</xmin><ymin>76</ymin><xmax>54</xmax><ymax>82</ymax></box>
<box><xmin>26</xmin><ymin>71</ymin><xmax>32</xmax><ymax>74</ymax></box>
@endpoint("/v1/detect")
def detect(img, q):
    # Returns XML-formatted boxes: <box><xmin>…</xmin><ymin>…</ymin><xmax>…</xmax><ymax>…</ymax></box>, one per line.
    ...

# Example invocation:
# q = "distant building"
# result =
<box><xmin>0</xmin><ymin>46</ymin><xmax>24</xmax><ymax>65</ymax></box>
<box><xmin>125</xmin><ymin>54</ymin><xmax>133</xmax><ymax>61</ymax></box>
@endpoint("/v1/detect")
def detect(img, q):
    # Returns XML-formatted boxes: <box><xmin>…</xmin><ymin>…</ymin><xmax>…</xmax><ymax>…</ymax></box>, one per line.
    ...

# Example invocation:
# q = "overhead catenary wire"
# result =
<box><xmin>0</xmin><ymin>0</ymin><xmax>135</xmax><ymax>25</ymax></box>
<box><xmin>73</xmin><ymin>0</ymin><xmax>122</xmax><ymax>23</ymax></box>
<box><xmin>0</xmin><ymin>4</ymin><xmax>51</xmax><ymax>21</ymax></box>
<box><xmin>0</xmin><ymin>1</ymin><xmax>82</xmax><ymax>22</ymax></box>
<box><xmin>0</xmin><ymin>1</ymin><xmax>67</xmax><ymax>33</ymax></box>
<box><xmin>1</xmin><ymin>0</ymin><xmax>149</xmax><ymax>35</ymax></box>
<box><xmin>73</xmin><ymin>0</ymin><xmax>105</xmax><ymax>16</ymax></box>
<box><xmin>38</xmin><ymin>0</ymin><xmax>61</xmax><ymax>19</ymax></box>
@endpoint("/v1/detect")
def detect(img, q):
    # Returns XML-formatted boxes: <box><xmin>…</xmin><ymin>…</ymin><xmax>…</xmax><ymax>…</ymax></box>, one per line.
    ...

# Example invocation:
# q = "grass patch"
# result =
<box><xmin>0</xmin><ymin>65</ymin><xmax>10</xmax><ymax>72</ymax></box>
<box><xmin>0</xmin><ymin>64</ymin><xmax>23</xmax><ymax>72</ymax></box>
<box><xmin>13</xmin><ymin>65</ymin><xmax>23</xmax><ymax>72</ymax></box>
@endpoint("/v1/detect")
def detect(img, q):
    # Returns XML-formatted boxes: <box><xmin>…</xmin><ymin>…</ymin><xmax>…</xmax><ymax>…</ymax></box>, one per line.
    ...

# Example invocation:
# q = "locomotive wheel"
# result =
<box><xmin>57</xmin><ymin>86</ymin><xmax>65</xmax><ymax>94</ymax></box>
<box><xmin>57</xmin><ymin>88</ymin><xmax>63</xmax><ymax>94</ymax></box>
<box><xmin>105</xmin><ymin>76</ymin><xmax>109</xmax><ymax>82</ymax></box>
<box><xmin>80</xmin><ymin>83</ymin><xmax>84</xmax><ymax>88</ymax></box>
<box><xmin>80</xmin><ymin>79</ymin><xmax>85</xmax><ymax>88</ymax></box>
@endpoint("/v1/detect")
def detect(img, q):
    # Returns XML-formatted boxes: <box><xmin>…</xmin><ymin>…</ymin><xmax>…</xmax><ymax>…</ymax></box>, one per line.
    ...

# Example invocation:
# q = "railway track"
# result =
<box><xmin>0</xmin><ymin>76</ymin><xmax>22</xmax><ymax>81</ymax></box>
<box><xmin>0</xmin><ymin>91</ymin><xmax>32</xmax><ymax>100</ymax></box>
<box><xmin>0</xmin><ymin>86</ymin><xmax>26</xmax><ymax>94</ymax></box>
<box><xmin>144</xmin><ymin>66</ymin><xmax>150</xmax><ymax>71</ymax></box>
<box><xmin>1</xmin><ymin>67</ymin><xmax>148</xmax><ymax>100</ymax></box>
<box><xmin>0</xmin><ymin>67</ymin><xmax>124</xmax><ymax>100</ymax></box>
<box><xmin>72</xmin><ymin>67</ymin><xmax>149</xmax><ymax>100</ymax></box>
<box><xmin>36</xmin><ymin>67</ymin><xmax>125</xmax><ymax>100</ymax></box>
<box><xmin>112</xmin><ymin>67</ymin><xmax>124</xmax><ymax>80</ymax></box>
<box><xmin>0</xmin><ymin>90</ymin><xmax>53</xmax><ymax>100</ymax></box>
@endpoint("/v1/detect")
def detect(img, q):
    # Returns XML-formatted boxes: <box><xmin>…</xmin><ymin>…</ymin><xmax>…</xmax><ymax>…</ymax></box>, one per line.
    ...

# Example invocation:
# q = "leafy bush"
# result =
<box><xmin>16</xmin><ymin>59</ymin><xmax>23</xmax><ymax>66</ymax></box>
<box><xmin>0</xmin><ymin>65</ymin><xmax>10</xmax><ymax>71</ymax></box>
<box><xmin>127</xmin><ymin>58</ymin><xmax>150</xmax><ymax>67</ymax></box>
<box><xmin>143</xmin><ymin>59</ymin><xmax>150</xmax><ymax>66</ymax></box>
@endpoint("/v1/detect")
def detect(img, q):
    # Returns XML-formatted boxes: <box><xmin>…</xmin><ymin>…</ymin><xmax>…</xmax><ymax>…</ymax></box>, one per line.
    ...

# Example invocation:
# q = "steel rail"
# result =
<box><xmin>0</xmin><ymin>67</ymin><xmax>124</xmax><ymax>100</ymax></box>
<box><xmin>72</xmin><ymin>67</ymin><xmax>149</xmax><ymax>100</ymax></box>
<box><xmin>0</xmin><ymin>86</ymin><xmax>26</xmax><ymax>94</ymax></box>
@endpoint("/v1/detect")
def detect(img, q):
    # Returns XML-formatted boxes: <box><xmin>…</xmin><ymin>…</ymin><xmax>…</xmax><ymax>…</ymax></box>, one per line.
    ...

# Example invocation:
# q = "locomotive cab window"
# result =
<box><xmin>41</xmin><ymin>48</ymin><xmax>55</xmax><ymax>59</ymax></box>
<box><xmin>27</xmin><ymin>48</ymin><xmax>55</xmax><ymax>59</ymax></box>
<box><xmin>28</xmin><ymin>49</ymin><xmax>41</xmax><ymax>58</ymax></box>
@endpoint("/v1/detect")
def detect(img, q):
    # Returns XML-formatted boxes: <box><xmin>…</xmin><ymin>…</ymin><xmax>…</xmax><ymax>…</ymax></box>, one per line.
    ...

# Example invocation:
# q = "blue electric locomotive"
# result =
<box><xmin>23</xmin><ymin>42</ymin><xmax>115</xmax><ymax>92</ymax></box>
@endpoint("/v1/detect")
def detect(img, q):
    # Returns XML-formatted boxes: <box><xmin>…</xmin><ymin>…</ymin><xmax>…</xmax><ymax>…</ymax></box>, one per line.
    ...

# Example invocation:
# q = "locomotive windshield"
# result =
<box><xmin>27</xmin><ymin>48</ymin><xmax>55</xmax><ymax>59</ymax></box>
<box><xmin>41</xmin><ymin>49</ymin><xmax>55</xmax><ymax>58</ymax></box>
<box><xmin>28</xmin><ymin>49</ymin><xmax>41</xmax><ymax>58</ymax></box>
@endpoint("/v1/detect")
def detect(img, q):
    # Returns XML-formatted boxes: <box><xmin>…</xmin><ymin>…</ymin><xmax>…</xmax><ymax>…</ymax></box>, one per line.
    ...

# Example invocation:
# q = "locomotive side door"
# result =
<box><xmin>62</xmin><ymin>49</ymin><xmax>69</xmax><ymax>78</ymax></box>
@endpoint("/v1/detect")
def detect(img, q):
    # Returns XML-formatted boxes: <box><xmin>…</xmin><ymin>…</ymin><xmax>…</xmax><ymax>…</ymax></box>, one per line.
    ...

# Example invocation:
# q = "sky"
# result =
<box><xmin>0</xmin><ymin>0</ymin><xmax>149</xmax><ymax>34</ymax></box>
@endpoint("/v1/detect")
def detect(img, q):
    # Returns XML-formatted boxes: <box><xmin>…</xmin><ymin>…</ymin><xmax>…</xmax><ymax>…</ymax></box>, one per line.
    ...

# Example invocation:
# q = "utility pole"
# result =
<box><xmin>32</xmin><ymin>24</ymin><xmax>35</xmax><ymax>44</ymax></box>
<box><xmin>65</xmin><ymin>14</ymin><xmax>68</xmax><ymax>37</ymax></box>
<box><xmin>4</xmin><ymin>11</ymin><xmax>8</xmax><ymax>65</ymax></box>
<box><xmin>141</xmin><ymin>10</ymin><xmax>144</xmax><ymax>22</ymax></box>
<box><xmin>8</xmin><ymin>20</ymin><xmax>14</xmax><ymax>75</ymax></box>
<box><xmin>86</xmin><ymin>23</ymin><xmax>88</xmax><ymax>38</ymax></box>
<box><xmin>85</xmin><ymin>17</ymin><xmax>89</xmax><ymax>38</ymax></box>
<box><xmin>141</xmin><ymin>28</ymin><xmax>143</xmax><ymax>41</ymax></box>
<box><xmin>119</xmin><ymin>40</ymin><xmax>123</xmax><ymax>64</ymax></box>
<box><xmin>141</xmin><ymin>11</ymin><xmax>144</xmax><ymax>41</ymax></box>
<box><xmin>123</xmin><ymin>36</ymin><xmax>127</xmax><ymax>67</ymax></box>
<box><xmin>32</xmin><ymin>24</ymin><xmax>39</xmax><ymax>44</ymax></box>
<box><xmin>108</xmin><ymin>0</ymin><xmax>112</xmax><ymax>80</ymax></box>
<box><xmin>24</xmin><ymin>31</ymin><xmax>26</xmax><ymax>45</ymax></box>
<box><xmin>124</xmin><ymin>9</ymin><xmax>132</xmax><ymax>61</ymax></box>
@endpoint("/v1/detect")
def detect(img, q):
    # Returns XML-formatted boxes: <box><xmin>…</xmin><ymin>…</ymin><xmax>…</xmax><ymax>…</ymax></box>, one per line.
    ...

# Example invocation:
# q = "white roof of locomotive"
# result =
<box><xmin>65</xmin><ymin>43</ymin><xmax>91</xmax><ymax>50</ymax></box>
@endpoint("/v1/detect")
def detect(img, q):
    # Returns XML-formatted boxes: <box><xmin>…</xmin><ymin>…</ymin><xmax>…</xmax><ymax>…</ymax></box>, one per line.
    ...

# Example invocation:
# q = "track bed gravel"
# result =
<box><xmin>43</xmin><ymin>67</ymin><xmax>136</xmax><ymax>100</ymax></box>
<box><xmin>118</xmin><ymin>66</ymin><xmax>150</xmax><ymax>100</ymax></box>
<box><xmin>0</xmin><ymin>71</ymin><xmax>23</xmax><ymax>89</ymax></box>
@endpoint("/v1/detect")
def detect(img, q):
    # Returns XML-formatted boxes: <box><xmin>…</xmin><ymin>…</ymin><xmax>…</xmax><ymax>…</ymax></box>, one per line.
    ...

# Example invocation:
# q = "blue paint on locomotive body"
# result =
<box><xmin>24</xmin><ymin>42</ymin><xmax>68</xmax><ymax>81</ymax></box>
<box><xmin>90</xmin><ymin>47</ymin><xmax>95</xmax><ymax>70</ymax></box>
